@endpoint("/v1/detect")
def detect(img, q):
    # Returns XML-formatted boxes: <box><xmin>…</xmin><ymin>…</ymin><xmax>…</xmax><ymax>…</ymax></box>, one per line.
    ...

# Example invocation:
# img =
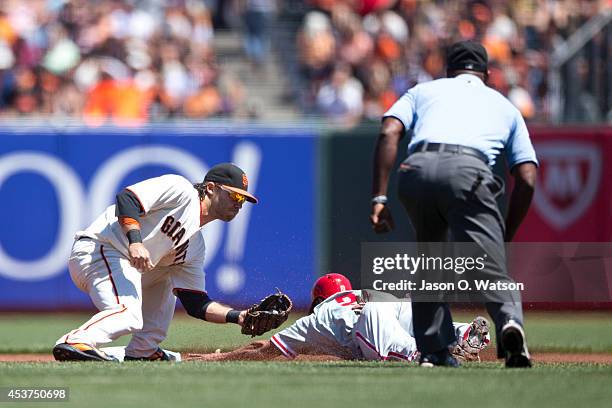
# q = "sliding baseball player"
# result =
<box><xmin>192</xmin><ymin>274</ymin><xmax>490</xmax><ymax>362</ymax></box>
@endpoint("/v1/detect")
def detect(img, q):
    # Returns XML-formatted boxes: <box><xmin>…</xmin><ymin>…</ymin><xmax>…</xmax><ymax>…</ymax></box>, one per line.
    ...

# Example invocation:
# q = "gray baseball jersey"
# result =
<box><xmin>271</xmin><ymin>290</ymin><xmax>418</xmax><ymax>360</ymax></box>
<box><xmin>271</xmin><ymin>290</ymin><xmax>363</xmax><ymax>359</ymax></box>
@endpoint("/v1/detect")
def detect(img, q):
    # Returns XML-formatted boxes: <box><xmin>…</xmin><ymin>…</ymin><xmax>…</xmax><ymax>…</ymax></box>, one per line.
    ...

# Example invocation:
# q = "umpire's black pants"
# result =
<box><xmin>397</xmin><ymin>151</ymin><xmax>524</xmax><ymax>358</ymax></box>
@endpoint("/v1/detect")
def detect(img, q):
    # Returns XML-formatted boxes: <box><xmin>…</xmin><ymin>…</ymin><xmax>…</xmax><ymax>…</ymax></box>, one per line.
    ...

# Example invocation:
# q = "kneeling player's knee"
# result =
<box><xmin>125</xmin><ymin>307</ymin><xmax>144</xmax><ymax>331</ymax></box>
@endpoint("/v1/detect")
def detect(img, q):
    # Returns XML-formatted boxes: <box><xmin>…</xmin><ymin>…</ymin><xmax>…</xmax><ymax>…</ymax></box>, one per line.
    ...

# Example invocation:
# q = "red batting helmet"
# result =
<box><xmin>311</xmin><ymin>273</ymin><xmax>353</xmax><ymax>302</ymax></box>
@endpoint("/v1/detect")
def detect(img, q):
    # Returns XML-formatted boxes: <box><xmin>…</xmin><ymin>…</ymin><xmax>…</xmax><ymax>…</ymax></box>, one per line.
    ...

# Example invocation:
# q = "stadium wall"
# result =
<box><xmin>0</xmin><ymin>124</ymin><xmax>609</xmax><ymax>310</ymax></box>
<box><xmin>0</xmin><ymin>125</ymin><xmax>316</xmax><ymax>310</ymax></box>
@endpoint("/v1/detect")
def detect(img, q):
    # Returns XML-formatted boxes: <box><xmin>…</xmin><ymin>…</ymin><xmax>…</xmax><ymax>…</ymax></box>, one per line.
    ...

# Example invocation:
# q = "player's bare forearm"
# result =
<box><xmin>193</xmin><ymin>340</ymin><xmax>281</xmax><ymax>361</ymax></box>
<box><xmin>505</xmin><ymin>162</ymin><xmax>537</xmax><ymax>241</ymax></box>
<box><xmin>204</xmin><ymin>301</ymin><xmax>246</xmax><ymax>325</ymax></box>
<box><xmin>372</xmin><ymin>117</ymin><xmax>404</xmax><ymax>196</ymax></box>
<box><xmin>229</xmin><ymin>340</ymin><xmax>281</xmax><ymax>360</ymax></box>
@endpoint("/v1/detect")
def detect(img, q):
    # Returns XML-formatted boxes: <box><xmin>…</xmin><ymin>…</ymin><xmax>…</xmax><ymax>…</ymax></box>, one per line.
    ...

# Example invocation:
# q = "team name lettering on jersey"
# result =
<box><xmin>161</xmin><ymin>216</ymin><xmax>186</xmax><ymax>246</ymax></box>
<box><xmin>160</xmin><ymin>216</ymin><xmax>189</xmax><ymax>265</ymax></box>
<box><xmin>172</xmin><ymin>240</ymin><xmax>189</xmax><ymax>265</ymax></box>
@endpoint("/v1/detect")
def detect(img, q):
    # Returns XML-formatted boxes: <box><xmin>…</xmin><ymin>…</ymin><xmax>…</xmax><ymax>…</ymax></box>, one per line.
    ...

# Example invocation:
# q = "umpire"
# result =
<box><xmin>370</xmin><ymin>40</ymin><xmax>537</xmax><ymax>368</ymax></box>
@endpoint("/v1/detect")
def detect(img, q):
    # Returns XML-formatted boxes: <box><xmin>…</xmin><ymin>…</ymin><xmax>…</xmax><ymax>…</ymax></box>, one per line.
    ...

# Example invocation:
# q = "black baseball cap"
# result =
<box><xmin>446</xmin><ymin>40</ymin><xmax>488</xmax><ymax>73</ymax></box>
<box><xmin>204</xmin><ymin>163</ymin><xmax>258</xmax><ymax>203</ymax></box>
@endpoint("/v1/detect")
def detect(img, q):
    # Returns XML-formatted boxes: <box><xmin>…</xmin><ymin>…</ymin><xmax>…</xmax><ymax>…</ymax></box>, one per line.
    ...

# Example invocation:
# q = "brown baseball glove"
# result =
<box><xmin>241</xmin><ymin>289</ymin><xmax>293</xmax><ymax>337</ymax></box>
<box><xmin>452</xmin><ymin>316</ymin><xmax>491</xmax><ymax>362</ymax></box>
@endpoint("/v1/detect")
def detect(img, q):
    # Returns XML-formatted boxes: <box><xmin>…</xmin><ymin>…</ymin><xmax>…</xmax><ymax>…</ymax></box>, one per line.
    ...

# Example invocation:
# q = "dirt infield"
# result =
<box><xmin>2</xmin><ymin>352</ymin><xmax>612</xmax><ymax>364</ymax></box>
<box><xmin>476</xmin><ymin>348</ymin><xmax>612</xmax><ymax>364</ymax></box>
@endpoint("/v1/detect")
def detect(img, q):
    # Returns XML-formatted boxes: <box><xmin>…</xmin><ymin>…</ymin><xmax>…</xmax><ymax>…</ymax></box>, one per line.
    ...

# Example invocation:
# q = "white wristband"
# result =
<box><xmin>371</xmin><ymin>195</ymin><xmax>388</xmax><ymax>205</ymax></box>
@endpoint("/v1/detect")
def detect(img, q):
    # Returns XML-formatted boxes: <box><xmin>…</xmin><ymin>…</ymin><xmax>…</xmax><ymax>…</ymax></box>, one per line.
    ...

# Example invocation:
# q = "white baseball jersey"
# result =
<box><xmin>57</xmin><ymin>174</ymin><xmax>208</xmax><ymax>357</ymax></box>
<box><xmin>78</xmin><ymin>174</ymin><xmax>206</xmax><ymax>290</ymax></box>
<box><xmin>271</xmin><ymin>290</ymin><xmax>419</xmax><ymax>361</ymax></box>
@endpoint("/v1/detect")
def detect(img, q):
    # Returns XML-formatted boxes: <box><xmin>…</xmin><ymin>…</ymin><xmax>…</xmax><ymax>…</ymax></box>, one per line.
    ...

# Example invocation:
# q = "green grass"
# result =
<box><xmin>455</xmin><ymin>311</ymin><xmax>612</xmax><ymax>353</ymax></box>
<box><xmin>522</xmin><ymin>313</ymin><xmax>612</xmax><ymax>353</ymax></box>
<box><xmin>0</xmin><ymin>313</ymin><xmax>299</xmax><ymax>354</ymax></box>
<box><xmin>2</xmin><ymin>311</ymin><xmax>611</xmax><ymax>354</ymax></box>
<box><xmin>1</xmin><ymin>361</ymin><xmax>611</xmax><ymax>408</ymax></box>
<box><xmin>1</xmin><ymin>312</ymin><xmax>611</xmax><ymax>408</ymax></box>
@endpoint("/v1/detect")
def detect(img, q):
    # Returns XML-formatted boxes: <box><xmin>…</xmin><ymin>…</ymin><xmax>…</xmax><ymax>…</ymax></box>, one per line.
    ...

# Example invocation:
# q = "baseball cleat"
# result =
<box><xmin>501</xmin><ymin>320</ymin><xmax>532</xmax><ymax>368</ymax></box>
<box><xmin>53</xmin><ymin>343</ymin><xmax>118</xmax><ymax>362</ymax></box>
<box><xmin>419</xmin><ymin>349</ymin><xmax>460</xmax><ymax>368</ymax></box>
<box><xmin>124</xmin><ymin>348</ymin><xmax>172</xmax><ymax>361</ymax></box>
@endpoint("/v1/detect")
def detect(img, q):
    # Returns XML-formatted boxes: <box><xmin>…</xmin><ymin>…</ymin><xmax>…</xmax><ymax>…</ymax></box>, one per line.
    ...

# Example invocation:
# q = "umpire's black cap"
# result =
<box><xmin>204</xmin><ymin>163</ymin><xmax>258</xmax><ymax>203</ymax></box>
<box><xmin>446</xmin><ymin>40</ymin><xmax>488</xmax><ymax>74</ymax></box>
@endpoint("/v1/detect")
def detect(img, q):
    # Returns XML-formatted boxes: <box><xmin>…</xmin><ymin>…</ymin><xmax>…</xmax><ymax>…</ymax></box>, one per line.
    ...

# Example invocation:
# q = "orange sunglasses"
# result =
<box><xmin>217</xmin><ymin>184</ymin><xmax>246</xmax><ymax>204</ymax></box>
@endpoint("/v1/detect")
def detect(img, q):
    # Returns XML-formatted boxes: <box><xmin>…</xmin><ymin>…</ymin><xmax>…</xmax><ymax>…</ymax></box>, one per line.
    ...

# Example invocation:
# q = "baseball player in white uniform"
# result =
<box><xmin>201</xmin><ymin>274</ymin><xmax>490</xmax><ymax>362</ymax></box>
<box><xmin>53</xmin><ymin>163</ymin><xmax>259</xmax><ymax>362</ymax></box>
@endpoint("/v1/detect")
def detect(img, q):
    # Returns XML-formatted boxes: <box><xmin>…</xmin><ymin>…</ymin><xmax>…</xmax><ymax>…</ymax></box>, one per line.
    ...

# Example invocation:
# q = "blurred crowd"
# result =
<box><xmin>0</xmin><ymin>0</ymin><xmax>258</xmax><ymax>125</ymax></box>
<box><xmin>0</xmin><ymin>0</ymin><xmax>608</xmax><ymax>126</ymax></box>
<box><xmin>298</xmin><ymin>0</ymin><xmax>610</xmax><ymax>126</ymax></box>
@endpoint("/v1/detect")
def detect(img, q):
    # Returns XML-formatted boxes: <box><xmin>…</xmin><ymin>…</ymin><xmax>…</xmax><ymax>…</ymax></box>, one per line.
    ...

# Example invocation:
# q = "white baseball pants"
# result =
<box><xmin>56</xmin><ymin>238</ymin><xmax>176</xmax><ymax>357</ymax></box>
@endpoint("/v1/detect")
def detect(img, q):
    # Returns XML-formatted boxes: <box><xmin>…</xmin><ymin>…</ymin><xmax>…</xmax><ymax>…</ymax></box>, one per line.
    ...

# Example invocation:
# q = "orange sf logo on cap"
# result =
<box><xmin>242</xmin><ymin>174</ymin><xmax>248</xmax><ymax>188</ymax></box>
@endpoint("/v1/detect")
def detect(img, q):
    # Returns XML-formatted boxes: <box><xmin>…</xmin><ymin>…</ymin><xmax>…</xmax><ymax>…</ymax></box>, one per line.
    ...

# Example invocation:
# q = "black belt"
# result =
<box><xmin>411</xmin><ymin>142</ymin><xmax>489</xmax><ymax>165</ymax></box>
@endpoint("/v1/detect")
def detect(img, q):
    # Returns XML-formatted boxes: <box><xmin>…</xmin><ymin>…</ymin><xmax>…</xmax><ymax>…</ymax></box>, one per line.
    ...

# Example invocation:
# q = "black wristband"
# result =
<box><xmin>126</xmin><ymin>229</ymin><xmax>142</xmax><ymax>244</ymax></box>
<box><xmin>225</xmin><ymin>310</ymin><xmax>241</xmax><ymax>324</ymax></box>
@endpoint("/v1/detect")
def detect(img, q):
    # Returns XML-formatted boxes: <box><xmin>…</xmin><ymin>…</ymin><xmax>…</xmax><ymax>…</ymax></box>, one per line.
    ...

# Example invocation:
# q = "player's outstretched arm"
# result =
<box><xmin>202</xmin><ymin>301</ymin><xmax>247</xmax><ymax>325</ymax></box>
<box><xmin>218</xmin><ymin>341</ymin><xmax>282</xmax><ymax>361</ymax></box>
<box><xmin>187</xmin><ymin>341</ymin><xmax>282</xmax><ymax>362</ymax></box>
<box><xmin>175</xmin><ymin>289</ymin><xmax>246</xmax><ymax>326</ymax></box>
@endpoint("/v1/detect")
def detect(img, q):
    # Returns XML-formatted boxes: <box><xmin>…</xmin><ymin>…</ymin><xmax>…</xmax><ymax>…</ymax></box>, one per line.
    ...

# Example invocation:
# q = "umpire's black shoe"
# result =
<box><xmin>125</xmin><ymin>348</ymin><xmax>172</xmax><ymax>361</ymax></box>
<box><xmin>53</xmin><ymin>343</ymin><xmax>118</xmax><ymax>362</ymax></box>
<box><xmin>501</xmin><ymin>320</ymin><xmax>532</xmax><ymax>368</ymax></box>
<box><xmin>419</xmin><ymin>349</ymin><xmax>460</xmax><ymax>368</ymax></box>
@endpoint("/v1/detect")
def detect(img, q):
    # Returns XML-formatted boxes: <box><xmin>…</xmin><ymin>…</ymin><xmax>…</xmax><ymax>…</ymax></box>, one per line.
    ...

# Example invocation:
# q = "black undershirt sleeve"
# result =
<box><xmin>175</xmin><ymin>290</ymin><xmax>213</xmax><ymax>320</ymax></box>
<box><xmin>115</xmin><ymin>189</ymin><xmax>144</xmax><ymax>221</ymax></box>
